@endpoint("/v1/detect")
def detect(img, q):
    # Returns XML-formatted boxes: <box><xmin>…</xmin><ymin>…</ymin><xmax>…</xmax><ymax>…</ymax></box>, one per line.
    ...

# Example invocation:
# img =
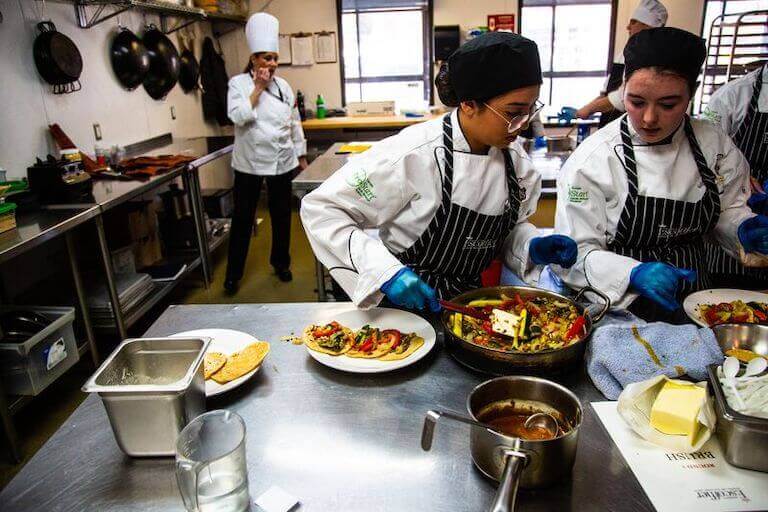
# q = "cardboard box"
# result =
<box><xmin>346</xmin><ymin>101</ymin><xmax>396</xmax><ymax>117</ymax></box>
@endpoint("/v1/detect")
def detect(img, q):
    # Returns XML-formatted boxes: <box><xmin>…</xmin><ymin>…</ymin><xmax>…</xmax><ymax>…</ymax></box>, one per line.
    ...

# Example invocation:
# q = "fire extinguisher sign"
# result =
<box><xmin>487</xmin><ymin>14</ymin><xmax>516</xmax><ymax>32</ymax></box>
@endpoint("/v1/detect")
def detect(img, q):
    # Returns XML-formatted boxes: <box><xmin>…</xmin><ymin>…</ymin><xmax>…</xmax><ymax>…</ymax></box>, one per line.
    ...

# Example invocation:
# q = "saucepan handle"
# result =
<box><xmin>574</xmin><ymin>285</ymin><xmax>611</xmax><ymax>324</ymax></box>
<box><xmin>489</xmin><ymin>449</ymin><xmax>528</xmax><ymax>512</ymax></box>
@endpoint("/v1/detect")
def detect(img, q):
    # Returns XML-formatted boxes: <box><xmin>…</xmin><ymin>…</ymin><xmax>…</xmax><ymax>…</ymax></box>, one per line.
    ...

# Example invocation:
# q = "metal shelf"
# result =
<box><xmin>94</xmin><ymin>220</ymin><xmax>230</xmax><ymax>332</ymax></box>
<box><xmin>70</xmin><ymin>0</ymin><xmax>245</xmax><ymax>34</ymax></box>
<box><xmin>699</xmin><ymin>9</ymin><xmax>768</xmax><ymax>113</ymax></box>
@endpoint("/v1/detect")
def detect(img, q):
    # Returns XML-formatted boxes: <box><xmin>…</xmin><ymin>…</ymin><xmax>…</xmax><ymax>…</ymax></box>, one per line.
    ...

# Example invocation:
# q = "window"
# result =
<box><xmin>338</xmin><ymin>0</ymin><xmax>432</xmax><ymax>110</ymax></box>
<box><xmin>520</xmin><ymin>0</ymin><xmax>615</xmax><ymax>118</ymax></box>
<box><xmin>697</xmin><ymin>0</ymin><xmax>768</xmax><ymax>112</ymax></box>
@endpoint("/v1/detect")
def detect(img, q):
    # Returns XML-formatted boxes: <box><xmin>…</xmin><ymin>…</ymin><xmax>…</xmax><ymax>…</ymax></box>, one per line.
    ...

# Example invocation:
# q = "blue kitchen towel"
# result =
<box><xmin>586</xmin><ymin>322</ymin><xmax>724</xmax><ymax>400</ymax></box>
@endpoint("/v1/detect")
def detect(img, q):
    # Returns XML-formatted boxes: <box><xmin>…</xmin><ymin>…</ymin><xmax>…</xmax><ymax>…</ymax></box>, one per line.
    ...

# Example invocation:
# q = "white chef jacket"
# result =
<box><xmin>227</xmin><ymin>73</ymin><xmax>307</xmax><ymax>175</ymax></box>
<box><xmin>602</xmin><ymin>55</ymin><xmax>626</xmax><ymax>112</ymax></box>
<box><xmin>300</xmin><ymin>109</ymin><xmax>544</xmax><ymax>309</ymax></box>
<box><xmin>703</xmin><ymin>66</ymin><xmax>768</xmax><ymax>137</ymax></box>
<box><xmin>554</xmin><ymin>116</ymin><xmax>754</xmax><ymax>308</ymax></box>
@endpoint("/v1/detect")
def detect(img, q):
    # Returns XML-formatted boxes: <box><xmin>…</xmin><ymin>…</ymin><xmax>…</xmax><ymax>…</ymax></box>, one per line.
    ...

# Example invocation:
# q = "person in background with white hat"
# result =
<box><xmin>224</xmin><ymin>12</ymin><xmax>307</xmax><ymax>294</ymax></box>
<box><xmin>576</xmin><ymin>0</ymin><xmax>668</xmax><ymax>126</ymax></box>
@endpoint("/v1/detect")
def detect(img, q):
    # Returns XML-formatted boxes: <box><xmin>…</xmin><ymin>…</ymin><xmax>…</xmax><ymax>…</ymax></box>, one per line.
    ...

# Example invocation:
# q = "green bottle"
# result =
<box><xmin>316</xmin><ymin>94</ymin><xmax>327</xmax><ymax>119</ymax></box>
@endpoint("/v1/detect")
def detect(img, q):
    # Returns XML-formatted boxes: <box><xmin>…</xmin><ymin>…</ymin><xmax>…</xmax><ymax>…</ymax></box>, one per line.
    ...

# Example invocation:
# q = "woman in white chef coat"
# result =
<box><xmin>703</xmin><ymin>63</ymin><xmax>768</xmax><ymax>289</ymax></box>
<box><xmin>575</xmin><ymin>0</ymin><xmax>667</xmax><ymax>126</ymax></box>
<box><xmin>301</xmin><ymin>33</ymin><xmax>578</xmax><ymax>311</ymax></box>
<box><xmin>224</xmin><ymin>13</ymin><xmax>307</xmax><ymax>293</ymax></box>
<box><xmin>555</xmin><ymin>27</ymin><xmax>768</xmax><ymax>323</ymax></box>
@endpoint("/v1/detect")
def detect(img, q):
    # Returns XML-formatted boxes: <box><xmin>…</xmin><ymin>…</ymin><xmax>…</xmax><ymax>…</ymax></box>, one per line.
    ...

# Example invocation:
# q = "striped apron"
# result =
<box><xmin>397</xmin><ymin>113</ymin><xmax>521</xmax><ymax>298</ymax></box>
<box><xmin>708</xmin><ymin>66</ymin><xmax>768</xmax><ymax>285</ymax></box>
<box><xmin>609</xmin><ymin>115</ymin><xmax>721</xmax><ymax>322</ymax></box>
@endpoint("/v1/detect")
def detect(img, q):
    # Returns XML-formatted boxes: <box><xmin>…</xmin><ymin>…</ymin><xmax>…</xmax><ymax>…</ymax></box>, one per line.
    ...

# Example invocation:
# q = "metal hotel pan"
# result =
<box><xmin>83</xmin><ymin>337</ymin><xmax>210</xmax><ymax>457</ymax></box>
<box><xmin>707</xmin><ymin>323</ymin><xmax>768</xmax><ymax>472</ymax></box>
<box><xmin>441</xmin><ymin>286</ymin><xmax>610</xmax><ymax>375</ymax></box>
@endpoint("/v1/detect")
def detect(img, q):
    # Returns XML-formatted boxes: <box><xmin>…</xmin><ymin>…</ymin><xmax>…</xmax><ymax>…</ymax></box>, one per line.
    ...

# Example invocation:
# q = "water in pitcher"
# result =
<box><xmin>197</xmin><ymin>467</ymin><xmax>250</xmax><ymax>512</ymax></box>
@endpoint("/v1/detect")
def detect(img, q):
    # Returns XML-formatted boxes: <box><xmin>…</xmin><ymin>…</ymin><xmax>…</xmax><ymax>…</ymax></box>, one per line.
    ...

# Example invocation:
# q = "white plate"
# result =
<box><xmin>304</xmin><ymin>308</ymin><xmax>436</xmax><ymax>374</ymax></box>
<box><xmin>683</xmin><ymin>289</ymin><xmax>768</xmax><ymax>327</ymax></box>
<box><xmin>171</xmin><ymin>328</ymin><xmax>265</xmax><ymax>397</ymax></box>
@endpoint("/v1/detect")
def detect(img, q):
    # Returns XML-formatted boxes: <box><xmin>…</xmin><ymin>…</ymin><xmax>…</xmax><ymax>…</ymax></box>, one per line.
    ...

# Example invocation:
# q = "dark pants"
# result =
<box><xmin>225</xmin><ymin>169</ymin><xmax>293</xmax><ymax>282</ymax></box>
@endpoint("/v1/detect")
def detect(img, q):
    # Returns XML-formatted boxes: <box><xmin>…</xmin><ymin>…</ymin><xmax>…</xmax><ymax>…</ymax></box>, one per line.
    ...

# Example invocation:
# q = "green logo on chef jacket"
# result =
<box><xmin>568</xmin><ymin>186</ymin><xmax>588</xmax><ymax>204</ymax></box>
<box><xmin>347</xmin><ymin>169</ymin><xmax>376</xmax><ymax>202</ymax></box>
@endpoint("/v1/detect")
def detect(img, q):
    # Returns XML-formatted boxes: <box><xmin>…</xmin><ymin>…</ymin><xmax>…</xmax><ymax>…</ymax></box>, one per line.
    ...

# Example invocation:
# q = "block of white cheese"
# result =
<box><xmin>490</xmin><ymin>309</ymin><xmax>521</xmax><ymax>338</ymax></box>
<box><xmin>649</xmin><ymin>380</ymin><xmax>706</xmax><ymax>441</ymax></box>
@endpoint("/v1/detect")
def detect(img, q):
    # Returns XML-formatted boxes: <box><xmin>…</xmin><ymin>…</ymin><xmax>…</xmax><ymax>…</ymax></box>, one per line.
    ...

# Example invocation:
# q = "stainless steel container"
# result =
<box><xmin>83</xmin><ymin>337</ymin><xmax>210</xmax><ymax>457</ymax></box>
<box><xmin>706</xmin><ymin>323</ymin><xmax>768</xmax><ymax>472</ymax></box>
<box><xmin>707</xmin><ymin>364</ymin><xmax>768</xmax><ymax>473</ymax></box>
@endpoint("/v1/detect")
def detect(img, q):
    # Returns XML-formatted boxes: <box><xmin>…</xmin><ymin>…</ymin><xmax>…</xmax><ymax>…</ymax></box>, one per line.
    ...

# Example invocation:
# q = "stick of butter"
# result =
<box><xmin>649</xmin><ymin>380</ymin><xmax>706</xmax><ymax>441</ymax></box>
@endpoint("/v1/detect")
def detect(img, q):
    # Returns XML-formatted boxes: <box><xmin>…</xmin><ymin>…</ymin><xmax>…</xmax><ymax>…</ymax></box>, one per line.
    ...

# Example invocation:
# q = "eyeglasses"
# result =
<box><xmin>484</xmin><ymin>100</ymin><xmax>545</xmax><ymax>134</ymax></box>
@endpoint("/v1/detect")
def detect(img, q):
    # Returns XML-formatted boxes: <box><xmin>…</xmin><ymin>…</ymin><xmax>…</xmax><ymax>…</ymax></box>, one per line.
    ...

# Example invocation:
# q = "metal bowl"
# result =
<box><xmin>711</xmin><ymin>323</ymin><xmax>768</xmax><ymax>357</ymax></box>
<box><xmin>441</xmin><ymin>285</ymin><xmax>610</xmax><ymax>375</ymax></box>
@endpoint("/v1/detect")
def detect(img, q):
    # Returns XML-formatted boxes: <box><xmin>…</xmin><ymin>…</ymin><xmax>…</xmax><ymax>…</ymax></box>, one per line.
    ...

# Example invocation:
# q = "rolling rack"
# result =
<box><xmin>698</xmin><ymin>9</ymin><xmax>768</xmax><ymax>113</ymax></box>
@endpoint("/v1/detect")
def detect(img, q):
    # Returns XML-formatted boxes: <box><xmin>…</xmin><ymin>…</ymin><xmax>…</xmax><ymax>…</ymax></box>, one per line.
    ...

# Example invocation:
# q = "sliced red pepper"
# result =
<box><xmin>514</xmin><ymin>294</ymin><xmax>525</xmax><ymax>307</ymax></box>
<box><xmin>755</xmin><ymin>309</ymin><xmax>767</xmax><ymax>322</ymax></box>
<box><xmin>313</xmin><ymin>322</ymin><xmax>340</xmax><ymax>337</ymax></box>
<box><xmin>481</xmin><ymin>320</ymin><xmax>494</xmax><ymax>334</ymax></box>
<box><xmin>381</xmin><ymin>329</ymin><xmax>402</xmax><ymax>349</ymax></box>
<box><xmin>358</xmin><ymin>337</ymin><xmax>374</xmax><ymax>353</ymax></box>
<box><xmin>527</xmin><ymin>302</ymin><xmax>541</xmax><ymax>315</ymax></box>
<box><xmin>566</xmin><ymin>316</ymin><xmax>586</xmax><ymax>340</ymax></box>
<box><xmin>704</xmin><ymin>308</ymin><xmax>721</xmax><ymax>325</ymax></box>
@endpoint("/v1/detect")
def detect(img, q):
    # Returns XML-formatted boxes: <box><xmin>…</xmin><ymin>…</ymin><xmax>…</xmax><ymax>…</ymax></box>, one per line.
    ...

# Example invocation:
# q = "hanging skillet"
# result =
<box><xmin>33</xmin><ymin>21</ymin><xmax>83</xmax><ymax>94</ymax></box>
<box><xmin>110</xmin><ymin>26</ymin><xmax>149</xmax><ymax>90</ymax></box>
<box><xmin>177</xmin><ymin>30</ymin><xmax>199</xmax><ymax>93</ymax></box>
<box><xmin>142</xmin><ymin>24</ymin><xmax>179</xmax><ymax>100</ymax></box>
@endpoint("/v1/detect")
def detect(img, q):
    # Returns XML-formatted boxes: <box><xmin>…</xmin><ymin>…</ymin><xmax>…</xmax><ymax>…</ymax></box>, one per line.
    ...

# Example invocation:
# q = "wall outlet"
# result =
<box><xmin>170</xmin><ymin>106</ymin><xmax>176</xmax><ymax>120</ymax></box>
<box><xmin>93</xmin><ymin>123</ymin><xmax>102</xmax><ymax>140</ymax></box>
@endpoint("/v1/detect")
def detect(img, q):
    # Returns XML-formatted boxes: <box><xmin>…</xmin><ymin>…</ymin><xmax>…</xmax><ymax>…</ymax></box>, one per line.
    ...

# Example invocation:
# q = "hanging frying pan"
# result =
<box><xmin>110</xmin><ymin>26</ymin><xmax>149</xmax><ymax>90</ymax></box>
<box><xmin>33</xmin><ymin>21</ymin><xmax>83</xmax><ymax>94</ymax></box>
<box><xmin>177</xmin><ymin>30</ymin><xmax>199</xmax><ymax>93</ymax></box>
<box><xmin>142</xmin><ymin>24</ymin><xmax>179</xmax><ymax>100</ymax></box>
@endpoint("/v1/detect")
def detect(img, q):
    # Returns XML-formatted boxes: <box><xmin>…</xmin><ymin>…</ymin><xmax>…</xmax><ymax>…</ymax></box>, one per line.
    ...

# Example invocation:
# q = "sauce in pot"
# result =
<box><xmin>485</xmin><ymin>414</ymin><xmax>557</xmax><ymax>440</ymax></box>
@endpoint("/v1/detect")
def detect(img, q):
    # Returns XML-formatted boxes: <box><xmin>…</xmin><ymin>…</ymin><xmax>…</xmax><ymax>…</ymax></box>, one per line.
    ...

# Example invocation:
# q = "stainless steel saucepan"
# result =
<box><xmin>422</xmin><ymin>376</ymin><xmax>583</xmax><ymax>512</ymax></box>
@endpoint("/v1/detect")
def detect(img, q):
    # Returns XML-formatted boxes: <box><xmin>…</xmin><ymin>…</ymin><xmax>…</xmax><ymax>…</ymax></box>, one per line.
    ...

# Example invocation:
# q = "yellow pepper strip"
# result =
<box><xmin>517</xmin><ymin>309</ymin><xmax>527</xmax><ymax>340</ymax></box>
<box><xmin>468</xmin><ymin>299</ymin><xmax>504</xmax><ymax>307</ymax></box>
<box><xmin>453</xmin><ymin>313</ymin><xmax>463</xmax><ymax>337</ymax></box>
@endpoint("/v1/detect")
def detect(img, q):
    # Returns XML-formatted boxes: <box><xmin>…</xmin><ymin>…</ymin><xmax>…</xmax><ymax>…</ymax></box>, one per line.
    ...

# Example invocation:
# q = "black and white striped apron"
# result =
<box><xmin>708</xmin><ymin>66</ymin><xmax>768</xmax><ymax>283</ymax></box>
<box><xmin>608</xmin><ymin>115</ymin><xmax>720</xmax><ymax>320</ymax></box>
<box><xmin>396</xmin><ymin>113</ymin><xmax>521</xmax><ymax>298</ymax></box>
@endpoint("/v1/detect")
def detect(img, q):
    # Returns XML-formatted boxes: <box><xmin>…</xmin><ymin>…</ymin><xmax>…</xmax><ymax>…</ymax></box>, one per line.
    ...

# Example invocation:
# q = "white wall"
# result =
<box><xmin>0</xmin><ymin>0</ymin><xmax>224</xmax><ymax>178</ymax></box>
<box><xmin>220</xmin><ymin>0</ymin><xmax>520</xmax><ymax>110</ymax></box>
<box><xmin>614</xmin><ymin>0</ymin><xmax>705</xmax><ymax>53</ymax></box>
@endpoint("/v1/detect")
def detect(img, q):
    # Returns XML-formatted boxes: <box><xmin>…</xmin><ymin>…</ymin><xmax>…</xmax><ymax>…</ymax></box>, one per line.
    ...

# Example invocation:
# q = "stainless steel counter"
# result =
<box><xmin>0</xmin><ymin>206</ymin><xmax>100</xmax><ymax>265</ymax></box>
<box><xmin>0</xmin><ymin>303</ymin><xmax>653</xmax><ymax>511</ymax></box>
<box><xmin>293</xmin><ymin>143</ymin><xmax>567</xmax><ymax>197</ymax></box>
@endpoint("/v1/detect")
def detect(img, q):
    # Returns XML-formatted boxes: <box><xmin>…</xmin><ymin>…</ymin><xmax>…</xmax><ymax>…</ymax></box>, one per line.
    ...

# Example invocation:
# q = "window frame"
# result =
<box><xmin>336</xmin><ymin>0</ymin><xmax>434</xmax><ymax>107</ymax></box>
<box><xmin>519</xmin><ymin>0</ymin><xmax>619</xmax><ymax>108</ymax></box>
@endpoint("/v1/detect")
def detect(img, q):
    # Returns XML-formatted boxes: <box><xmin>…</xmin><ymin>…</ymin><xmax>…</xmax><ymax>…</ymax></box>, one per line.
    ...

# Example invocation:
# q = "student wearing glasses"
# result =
<box><xmin>300</xmin><ymin>32</ymin><xmax>577</xmax><ymax>310</ymax></box>
<box><xmin>554</xmin><ymin>28</ymin><xmax>768</xmax><ymax>323</ymax></box>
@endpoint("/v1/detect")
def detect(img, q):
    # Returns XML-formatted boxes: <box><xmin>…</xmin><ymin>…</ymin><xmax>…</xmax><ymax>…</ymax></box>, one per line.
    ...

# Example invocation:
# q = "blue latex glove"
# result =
<box><xmin>748</xmin><ymin>190</ymin><xmax>768</xmax><ymax>216</ymax></box>
<box><xmin>629</xmin><ymin>262</ymin><xmax>697</xmax><ymax>311</ymax></box>
<box><xmin>739</xmin><ymin>215</ymin><xmax>768</xmax><ymax>254</ymax></box>
<box><xmin>380</xmin><ymin>267</ymin><xmax>440</xmax><ymax>312</ymax></box>
<box><xmin>529</xmin><ymin>235</ymin><xmax>578</xmax><ymax>267</ymax></box>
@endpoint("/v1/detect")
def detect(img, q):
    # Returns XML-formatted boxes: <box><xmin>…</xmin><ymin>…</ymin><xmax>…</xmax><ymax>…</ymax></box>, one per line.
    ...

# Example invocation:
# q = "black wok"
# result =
<box><xmin>142</xmin><ymin>25</ymin><xmax>179</xmax><ymax>100</ymax></box>
<box><xmin>441</xmin><ymin>285</ymin><xmax>610</xmax><ymax>375</ymax></box>
<box><xmin>110</xmin><ymin>27</ymin><xmax>149</xmax><ymax>90</ymax></box>
<box><xmin>33</xmin><ymin>22</ymin><xmax>83</xmax><ymax>94</ymax></box>
<box><xmin>178</xmin><ymin>48</ymin><xmax>199</xmax><ymax>93</ymax></box>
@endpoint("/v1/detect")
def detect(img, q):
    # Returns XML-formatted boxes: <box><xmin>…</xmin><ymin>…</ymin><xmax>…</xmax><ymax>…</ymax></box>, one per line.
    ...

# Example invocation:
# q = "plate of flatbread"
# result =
<box><xmin>172</xmin><ymin>329</ymin><xmax>269</xmax><ymax>397</ymax></box>
<box><xmin>303</xmin><ymin>308</ymin><xmax>436</xmax><ymax>373</ymax></box>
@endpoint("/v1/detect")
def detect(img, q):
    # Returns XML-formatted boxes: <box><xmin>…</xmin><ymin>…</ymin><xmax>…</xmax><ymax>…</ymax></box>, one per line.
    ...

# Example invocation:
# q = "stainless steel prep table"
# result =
<box><xmin>79</xmin><ymin>136</ymin><xmax>233</xmax><ymax>339</ymax></box>
<box><xmin>293</xmin><ymin>143</ymin><xmax>570</xmax><ymax>301</ymax></box>
<box><xmin>0</xmin><ymin>303</ymin><xmax>653</xmax><ymax>511</ymax></box>
<box><xmin>0</xmin><ymin>206</ymin><xmax>102</xmax><ymax>462</ymax></box>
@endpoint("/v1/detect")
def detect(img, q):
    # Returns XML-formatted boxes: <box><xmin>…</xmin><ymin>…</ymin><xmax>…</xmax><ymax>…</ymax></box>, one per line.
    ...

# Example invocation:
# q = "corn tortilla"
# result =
<box><xmin>204</xmin><ymin>351</ymin><xmax>227</xmax><ymax>380</ymax></box>
<box><xmin>379</xmin><ymin>335</ymin><xmax>425</xmax><ymax>361</ymax></box>
<box><xmin>303</xmin><ymin>324</ymin><xmax>354</xmax><ymax>356</ymax></box>
<box><xmin>210</xmin><ymin>341</ymin><xmax>270</xmax><ymax>384</ymax></box>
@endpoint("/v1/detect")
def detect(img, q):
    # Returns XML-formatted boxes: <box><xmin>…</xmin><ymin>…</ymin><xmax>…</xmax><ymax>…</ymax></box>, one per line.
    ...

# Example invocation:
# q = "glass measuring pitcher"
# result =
<box><xmin>176</xmin><ymin>410</ymin><xmax>250</xmax><ymax>512</ymax></box>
